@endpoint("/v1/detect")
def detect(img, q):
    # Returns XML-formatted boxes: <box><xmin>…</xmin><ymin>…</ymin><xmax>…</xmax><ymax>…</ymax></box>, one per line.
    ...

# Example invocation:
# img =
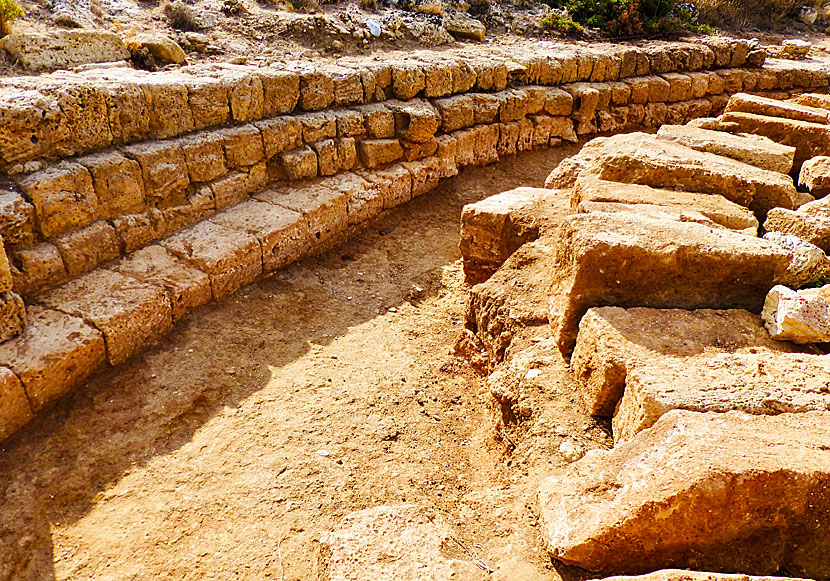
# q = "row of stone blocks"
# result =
<box><xmin>3</xmin><ymin>65</ymin><xmax>824</xmax><ymax>306</ymax></box>
<box><xmin>459</xmin><ymin>91</ymin><xmax>830</xmax><ymax>577</ymax></box>
<box><xmin>0</xmin><ymin>37</ymin><xmax>766</xmax><ymax>169</ymax></box>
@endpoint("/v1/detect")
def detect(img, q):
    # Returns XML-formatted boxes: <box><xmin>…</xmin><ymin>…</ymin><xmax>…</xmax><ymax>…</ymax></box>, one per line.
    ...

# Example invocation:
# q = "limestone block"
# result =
<box><xmin>495</xmin><ymin>89</ymin><xmax>529</xmax><ymax>123</ymax></box>
<box><xmin>210</xmin><ymin>200</ymin><xmax>310</xmax><ymax>272</ymax></box>
<box><xmin>685</xmin><ymin>72</ymin><xmax>710</xmax><ymax>98</ymax></box>
<box><xmin>665</xmin><ymin>101</ymin><xmax>690</xmax><ymax>125</ymax></box>
<box><xmin>162</xmin><ymin>221</ymin><xmax>262</xmax><ymax>300</ymax></box>
<box><xmin>599</xmin><ymin>570</ymin><xmax>809</xmax><ymax>581</ymax></box>
<box><xmin>538</xmin><ymin>410</ymin><xmax>830</xmax><ymax>577</ymax></box>
<box><xmin>543</xmin><ymin>87</ymin><xmax>574</xmax><ymax>116</ymax></box>
<box><xmin>37</xmin><ymin>269</ymin><xmax>172</xmax><ymax>366</ymax></box>
<box><xmin>661</xmin><ymin>72</ymin><xmax>692</xmax><ymax>102</ymax></box>
<box><xmin>357</xmin><ymin>164</ymin><xmax>412</xmax><ymax>210</ymax></box>
<box><xmin>420</xmin><ymin>60</ymin><xmax>453</xmax><ymax>98</ymax></box>
<box><xmin>451</xmin><ymin>60</ymin><xmax>477</xmax><ymax>94</ymax></box>
<box><xmin>549</xmin><ymin>212</ymin><xmax>791</xmax><ymax>355</ymax></box>
<box><xmin>208</xmin><ymin>171</ymin><xmax>252</xmax><ymax>211</ymax></box>
<box><xmin>324</xmin><ymin>172</ymin><xmax>383</xmax><ymax>227</ymax></box>
<box><xmin>523</xmin><ymin>86</ymin><xmax>547</xmax><ymax>115</ymax></box>
<box><xmin>472</xmin><ymin>58</ymin><xmax>507</xmax><ymax>91</ymax></box>
<box><xmin>335</xmin><ymin>137</ymin><xmax>357</xmax><ymax>172</ymax></box>
<box><xmin>329</xmin><ymin>66</ymin><xmax>363</xmax><ymax>106</ymax></box>
<box><xmin>0</xmin><ymin>31</ymin><xmax>129</xmax><ymax>71</ymax></box>
<box><xmin>222</xmin><ymin>69</ymin><xmax>265</xmax><ymax>123</ymax></box>
<box><xmin>497</xmin><ymin>123</ymin><xmax>519</xmax><ymax>157</ymax></box>
<box><xmin>256</xmin><ymin>117</ymin><xmax>303</xmax><ymax>160</ymax></box>
<box><xmin>471</xmin><ymin>93</ymin><xmax>501</xmax><ymax>124</ymax></box>
<box><xmin>548</xmin><ymin>117</ymin><xmax>577</xmax><ymax>143</ymax></box>
<box><xmin>656</xmin><ymin>125</ymin><xmax>796</xmax><ymax>174</ymax></box>
<box><xmin>605</xmin><ymin>81</ymin><xmax>631</xmax><ymax>106</ymax></box>
<box><xmin>319</xmin><ymin>505</ymin><xmax>480</xmax><ymax>581</ymax></box>
<box><xmin>390</xmin><ymin>101</ymin><xmax>440</xmax><ymax>144</ymax></box>
<box><xmin>460</xmin><ymin>187</ymin><xmax>546</xmax><ymax>284</ymax></box>
<box><xmin>111</xmin><ymin>209</ymin><xmax>167</xmax><ymax>254</ymax></box>
<box><xmin>799</xmin><ymin>155</ymin><xmax>830</xmax><ymax>198</ymax></box>
<box><xmin>572</xmin><ymin>176</ymin><xmax>759</xmax><ymax>233</ymax></box>
<box><xmin>293</xmin><ymin>65</ymin><xmax>335</xmax><ymax>112</ymax></box>
<box><xmin>255</xmin><ymin>182</ymin><xmax>348</xmax><ymax>250</ymax></box>
<box><xmin>0</xmin><ymin>366</ymin><xmax>32</xmax><ymax>442</ymax></box>
<box><xmin>9</xmin><ymin>243</ymin><xmax>67</xmax><ymax>298</ymax></box>
<box><xmin>403</xmin><ymin>157</ymin><xmax>442</xmax><ymax>197</ymax></box>
<box><xmin>0</xmin><ymin>291</ymin><xmax>25</xmax><ymax>343</ymax></box>
<box><xmin>0</xmin><ymin>305</ymin><xmax>106</xmax><ymax>412</ymax></box>
<box><xmin>79</xmin><ymin>151</ymin><xmax>146</xmax><ymax>220</ymax></box>
<box><xmin>763</xmin><ymin>231</ymin><xmax>830</xmax><ymax>288</ymax></box>
<box><xmin>140</xmin><ymin>78</ymin><xmax>195</xmax><ymax>139</ymax></box>
<box><xmin>625</xmin><ymin>104</ymin><xmax>646</xmax><ymax>129</ymax></box>
<box><xmin>256</xmin><ymin>69</ymin><xmax>300</xmax><ymax>116</ymax></box>
<box><xmin>16</xmin><ymin>162</ymin><xmax>99</xmax><ymax>238</ymax></box>
<box><xmin>297</xmin><ymin>112</ymin><xmax>337</xmax><ymax>144</ymax></box>
<box><xmin>571</xmin><ymin>306</ymin><xmax>802</xmax><ymax>416</ymax></box>
<box><xmin>123</xmin><ymin>141</ymin><xmax>190</xmax><ymax>206</ymax></box>
<box><xmin>434</xmin><ymin>135</ymin><xmax>458</xmax><ymax>180</ymax></box>
<box><xmin>391</xmin><ymin>62</ymin><xmax>426</xmax><ymax>100</ymax></box>
<box><xmin>433</xmin><ymin>95</ymin><xmax>475</xmax><ymax>132</ymax></box>
<box><xmin>717</xmin><ymin>68</ymin><xmax>744</xmax><ymax>93</ymax></box>
<box><xmin>453</xmin><ymin>128</ymin><xmax>476</xmax><ymax>167</ymax></box>
<box><xmin>563</xmin><ymin>83</ymin><xmax>600</xmax><ymax>122</ymax></box>
<box><xmin>725</xmin><ymin>92</ymin><xmax>830</xmax><ymax>124</ymax></box>
<box><xmin>793</xmin><ymin>93</ymin><xmax>830</xmax><ymax>111</ymax></box>
<box><xmin>764</xmin><ymin>208</ymin><xmax>830</xmax><ymax>253</ymax></box>
<box><xmin>706</xmin><ymin>93</ymin><xmax>730</xmax><ymax>115</ymax></box>
<box><xmin>333</xmin><ymin>109</ymin><xmax>365</xmax><ymax>139</ymax></box>
<box><xmin>643</xmin><ymin>75</ymin><xmax>671</xmax><ymax>102</ymax></box>
<box><xmin>0</xmin><ymin>191</ymin><xmax>35</xmax><ymax>248</ymax></box>
<box><xmin>107</xmin><ymin>245</ymin><xmax>210</xmax><ymax>323</ymax></box>
<box><xmin>217</xmin><ymin>125</ymin><xmax>264</xmax><ymax>169</ymax></box>
<box><xmin>530</xmin><ymin>115</ymin><xmax>554</xmax><ymax>147</ymax></box>
<box><xmin>472</xmin><ymin>124</ymin><xmax>499</xmax><ymax>166</ymax></box>
<box><xmin>280</xmin><ymin>146</ymin><xmax>318</xmax><ymax>181</ymax></box>
<box><xmin>596</xmin><ymin>107</ymin><xmax>628</xmax><ymax>133</ymax></box>
<box><xmin>177</xmin><ymin>134</ymin><xmax>227</xmax><ymax>183</ymax></box>
<box><xmin>183</xmin><ymin>76</ymin><xmax>231</xmax><ymax>130</ymax></box>
<box><xmin>720</xmin><ymin>112</ymin><xmax>830</xmax><ymax>168</ymax></box>
<box><xmin>401</xmin><ymin>138</ymin><xmax>438</xmax><ymax>162</ymax></box>
<box><xmin>0</xmin><ymin>246</ymin><xmax>10</xmax><ymax>295</ymax></box>
<box><xmin>313</xmin><ymin>139</ymin><xmax>339</xmax><ymax>177</ymax></box>
<box><xmin>53</xmin><ymin>220</ymin><xmax>120</xmax><ymax>278</ymax></box>
<box><xmin>351</xmin><ymin>103</ymin><xmax>395</xmax><ymax>139</ymax></box>
<box><xmin>623</xmin><ymin>76</ymin><xmax>650</xmax><ymax>104</ymax></box>
<box><xmin>762</xmin><ymin>284</ymin><xmax>830</xmax><ymax>343</ymax></box>
<box><xmin>358</xmin><ymin>139</ymin><xmax>404</xmax><ymax>168</ymax></box>
<box><xmin>517</xmin><ymin>118</ymin><xmax>534</xmax><ymax>152</ymax></box>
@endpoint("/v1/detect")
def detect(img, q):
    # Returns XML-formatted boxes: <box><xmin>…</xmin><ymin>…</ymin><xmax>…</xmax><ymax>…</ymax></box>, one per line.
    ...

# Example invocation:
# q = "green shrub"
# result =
<box><xmin>0</xmin><ymin>0</ymin><xmax>23</xmax><ymax>37</ymax></box>
<box><xmin>540</xmin><ymin>0</ymin><xmax>710</xmax><ymax>35</ymax></box>
<box><xmin>539</xmin><ymin>11</ymin><xmax>584</xmax><ymax>33</ymax></box>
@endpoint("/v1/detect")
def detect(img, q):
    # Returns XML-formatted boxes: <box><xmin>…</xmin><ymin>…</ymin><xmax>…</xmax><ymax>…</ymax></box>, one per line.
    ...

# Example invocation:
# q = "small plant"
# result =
<box><xmin>0</xmin><ymin>0</ymin><xmax>24</xmax><ymax>37</ymax></box>
<box><xmin>163</xmin><ymin>0</ymin><xmax>201</xmax><ymax>31</ymax></box>
<box><xmin>285</xmin><ymin>0</ymin><xmax>321</xmax><ymax>12</ymax></box>
<box><xmin>359</xmin><ymin>0</ymin><xmax>377</xmax><ymax>10</ymax></box>
<box><xmin>539</xmin><ymin>11</ymin><xmax>584</xmax><ymax>33</ymax></box>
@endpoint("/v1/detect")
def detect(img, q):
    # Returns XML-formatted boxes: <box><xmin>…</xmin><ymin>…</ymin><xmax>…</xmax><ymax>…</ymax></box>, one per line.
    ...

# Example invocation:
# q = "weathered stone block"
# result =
<box><xmin>391</xmin><ymin>62</ymin><xmax>426</xmax><ymax>100</ymax></box>
<box><xmin>256</xmin><ymin>117</ymin><xmax>303</xmax><ymax>160</ymax></box>
<box><xmin>178</xmin><ymin>134</ymin><xmax>227</xmax><ymax>183</ymax></box>
<box><xmin>471</xmin><ymin>93</ymin><xmax>501</xmax><ymax>124</ymax></box>
<box><xmin>473</xmin><ymin>124</ymin><xmax>499</xmax><ymax>166</ymax></box>
<box><xmin>80</xmin><ymin>152</ymin><xmax>146</xmax><ymax>218</ymax></box>
<box><xmin>352</xmin><ymin>103</ymin><xmax>395</xmax><ymax>139</ymax></box>
<box><xmin>107</xmin><ymin>244</ymin><xmax>211</xmax><ymax>323</ymax></box>
<box><xmin>123</xmin><ymin>141</ymin><xmax>190</xmax><ymax>206</ymax></box>
<box><xmin>538</xmin><ymin>410</ymin><xmax>830</xmax><ymax>577</ymax></box>
<box><xmin>37</xmin><ymin>269</ymin><xmax>172</xmax><ymax>366</ymax></box>
<box><xmin>403</xmin><ymin>157</ymin><xmax>442</xmax><ymax>197</ymax></box>
<box><xmin>549</xmin><ymin>212</ymin><xmax>791</xmax><ymax>355</ymax></box>
<box><xmin>9</xmin><ymin>243</ymin><xmax>66</xmax><ymax>298</ymax></box>
<box><xmin>280</xmin><ymin>146</ymin><xmax>318</xmax><ymax>181</ymax></box>
<box><xmin>184</xmin><ymin>76</ymin><xmax>231</xmax><ymax>131</ymax></box>
<box><xmin>162</xmin><ymin>221</ymin><xmax>262</xmax><ymax>300</ymax></box>
<box><xmin>111</xmin><ymin>209</ymin><xmax>167</xmax><ymax>254</ymax></box>
<box><xmin>0</xmin><ymin>291</ymin><xmax>25</xmax><ymax>343</ymax></box>
<box><xmin>725</xmin><ymin>92</ymin><xmax>830</xmax><ymax>124</ymax></box>
<box><xmin>217</xmin><ymin>125</ymin><xmax>265</xmax><ymax>169</ymax></box>
<box><xmin>326</xmin><ymin>172</ymin><xmax>383</xmax><ymax>227</ymax></box>
<box><xmin>257</xmin><ymin>68</ymin><xmax>300</xmax><ymax>116</ymax></box>
<box><xmin>357</xmin><ymin>164</ymin><xmax>412</xmax><ymax>210</ymax></box>
<box><xmin>141</xmin><ymin>78</ymin><xmax>195</xmax><ymax>139</ymax></box>
<box><xmin>16</xmin><ymin>162</ymin><xmax>99</xmax><ymax>238</ymax></box>
<box><xmin>358</xmin><ymin>139</ymin><xmax>404</xmax><ymax>169</ymax></box>
<box><xmin>0</xmin><ymin>305</ymin><xmax>105</xmax><ymax>412</ymax></box>
<box><xmin>297</xmin><ymin>112</ymin><xmax>337</xmax><ymax>144</ymax></box>
<box><xmin>661</xmin><ymin>72</ymin><xmax>692</xmax><ymax>102</ymax></box>
<box><xmin>0</xmin><ymin>365</ymin><xmax>32</xmax><ymax>441</ymax></box>
<box><xmin>53</xmin><ymin>220</ymin><xmax>120</xmax><ymax>278</ymax></box>
<box><xmin>293</xmin><ymin>66</ymin><xmax>335</xmax><ymax>112</ymax></box>
<box><xmin>0</xmin><ymin>30</ymin><xmax>129</xmax><ymax>71</ymax></box>
<box><xmin>210</xmin><ymin>200</ymin><xmax>310</xmax><ymax>272</ymax></box>
<box><xmin>0</xmin><ymin>191</ymin><xmax>35</xmax><ymax>248</ymax></box>
<box><xmin>390</xmin><ymin>101</ymin><xmax>440</xmax><ymax>144</ymax></box>
<box><xmin>433</xmin><ymin>95</ymin><xmax>475</xmax><ymax>133</ymax></box>
<box><xmin>544</xmin><ymin>87</ymin><xmax>574</xmax><ymax>116</ymax></box>
<box><xmin>255</xmin><ymin>182</ymin><xmax>348</xmax><ymax>250</ymax></box>
<box><xmin>799</xmin><ymin>155</ymin><xmax>830</xmax><ymax>198</ymax></box>
<box><xmin>333</xmin><ymin>109</ymin><xmax>365</xmax><ymax>139</ymax></box>
<box><xmin>764</xmin><ymin>208</ymin><xmax>830</xmax><ymax>253</ymax></box>
<box><xmin>401</xmin><ymin>138</ymin><xmax>437</xmax><ymax>162</ymax></box>
<box><xmin>762</xmin><ymin>284</ymin><xmax>830</xmax><ymax>343</ymax></box>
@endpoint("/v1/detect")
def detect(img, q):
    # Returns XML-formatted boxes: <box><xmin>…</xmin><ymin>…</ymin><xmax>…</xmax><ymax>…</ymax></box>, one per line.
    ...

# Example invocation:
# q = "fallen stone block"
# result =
<box><xmin>719</xmin><ymin>112</ymin><xmax>830</xmax><ymax>169</ymax></box>
<box><xmin>460</xmin><ymin>187</ymin><xmax>549</xmax><ymax>284</ymax></box>
<box><xmin>107</xmin><ymin>245</ymin><xmax>212</xmax><ymax>323</ymax></box>
<box><xmin>571</xmin><ymin>306</ymin><xmax>803</xmax><ymax>416</ymax></box>
<box><xmin>569</xmin><ymin>133</ymin><xmax>798</xmax><ymax>218</ymax></box>
<box><xmin>0</xmin><ymin>31</ymin><xmax>129</xmax><ymax>71</ymax></box>
<box><xmin>792</xmin><ymin>93</ymin><xmax>830</xmax><ymax>112</ymax></box>
<box><xmin>656</xmin><ymin>124</ymin><xmax>796</xmax><ymax>174</ymax></box>
<box><xmin>0</xmin><ymin>291</ymin><xmax>25</xmax><ymax>343</ymax></box>
<box><xmin>799</xmin><ymin>155</ymin><xmax>830</xmax><ymax>198</ymax></box>
<box><xmin>764</xmin><ymin>208</ymin><xmax>830</xmax><ymax>253</ymax></box>
<box><xmin>596</xmin><ymin>570</ymin><xmax>810</xmax><ymax>581</ymax></box>
<box><xmin>539</xmin><ymin>410</ymin><xmax>830</xmax><ymax>576</ymax></box>
<box><xmin>549</xmin><ymin>212</ymin><xmax>791</xmax><ymax>356</ymax></box>
<box><xmin>318</xmin><ymin>505</ymin><xmax>479</xmax><ymax>580</ymax></box>
<box><xmin>613</xmin><ymin>351</ymin><xmax>830</xmax><ymax>441</ymax></box>
<box><xmin>762</xmin><ymin>284</ymin><xmax>830</xmax><ymax>343</ymax></box>
<box><xmin>572</xmin><ymin>176</ymin><xmax>759</xmax><ymax>233</ymax></box>
<box><xmin>762</xmin><ymin>231</ymin><xmax>830</xmax><ymax>288</ymax></box>
<box><xmin>36</xmin><ymin>269</ymin><xmax>172</xmax><ymax>366</ymax></box>
<box><xmin>725</xmin><ymin>92</ymin><xmax>830</xmax><ymax>124</ymax></box>
<box><xmin>0</xmin><ymin>305</ymin><xmax>106</xmax><ymax>413</ymax></box>
<box><xmin>0</xmin><ymin>366</ymin><xmax>33</xmax><ymax>442</ymax></box>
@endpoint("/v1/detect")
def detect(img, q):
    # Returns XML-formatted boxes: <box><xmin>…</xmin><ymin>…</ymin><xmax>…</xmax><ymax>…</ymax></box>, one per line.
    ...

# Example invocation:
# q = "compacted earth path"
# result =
<box><xmin>0</xmin><ymin>144</ymin><xmax>595</xmax><ymax>580</ymax></box>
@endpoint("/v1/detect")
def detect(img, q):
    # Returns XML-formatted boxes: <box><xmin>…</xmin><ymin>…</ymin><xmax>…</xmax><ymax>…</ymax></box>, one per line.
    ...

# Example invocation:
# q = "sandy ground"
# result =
<box><xmin>0</xmin><ymin>141</ymin><xmax>619</xmax><ymax>580</ymax></box>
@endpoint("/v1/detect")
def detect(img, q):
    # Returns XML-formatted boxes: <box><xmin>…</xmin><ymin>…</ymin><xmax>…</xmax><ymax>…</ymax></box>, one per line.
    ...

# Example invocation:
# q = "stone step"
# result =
<box><xmin>613</xmin><ymin>351</ymin><xmax>830</xmax><ymax>442</ymax></box>
<box><xmin>724</xmin><ymin>92</ymin><xmax>830</xmax><ymax>124</ymax></box>
<box><xmin>570</xmin><ymin>306</ymin><xmax>805</xmax><ymax>417</ymax></box>
<box><xmin>548</xmin><ymin>211</ymin><xmax>791</xmax><ymax>356</ymax></box>
<box><xmin>655</xmin><ymin>123</ymin><xmax>796</xmax><ymax>173</ymax></box>
<box><xmin>538</xmin><ymin>409</ymin><xmax>830</xmax><ymax>577</ymax></box>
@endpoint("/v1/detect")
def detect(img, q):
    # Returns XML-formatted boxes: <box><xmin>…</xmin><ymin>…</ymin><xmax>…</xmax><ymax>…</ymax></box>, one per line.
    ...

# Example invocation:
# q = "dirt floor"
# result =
<box><xmin>0</xmin><ymin>141</ymin><xmax>621</xmax><ymax>580</ymax></box>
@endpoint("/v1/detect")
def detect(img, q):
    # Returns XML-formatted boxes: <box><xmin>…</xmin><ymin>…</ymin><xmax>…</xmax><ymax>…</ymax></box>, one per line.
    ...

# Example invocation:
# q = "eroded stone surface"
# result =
<box><xmin>0</xmin><ymin>366</ymin><xmax>33</xmax><ymax>443</ymax></box>
<box><xmin>725</xmin><ymin>92</ymin><xmax>830</xmax><ymax>124</ymax></box>
<box><xmin>762</xmin><ymin>231</ymin><xmax>830</xmax><ymax>288</ymax></box>
<box><xmin>0</xmin><ymin>31</ymin><xmax>129</xmax><ymax>71</ymax></box>
<box><xmin>764</xmin><ymin>208</ymin><xmax>830</xmax><ymax>253</ymax></box>
<box><xmin>762</xmin><ymin>284</ymin><xmax>830</xmax><ymax>343</ymax></box>
<box><xmin>799</xmin><ymin>155</ymin><xmax>830</xmax><ymax>198</ymax></box>
<box><xmin>538</xmin><ymin>409</ymin><xmax>830</xmax><ymax>577</ymax></box>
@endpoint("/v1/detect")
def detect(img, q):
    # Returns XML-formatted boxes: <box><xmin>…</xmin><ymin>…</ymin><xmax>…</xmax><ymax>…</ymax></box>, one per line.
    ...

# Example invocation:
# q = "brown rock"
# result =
<box><xmin>36</xmin><ymin>269</ymin><xmax>171</xmax><ymax>366</ymax></box>
<box><xmin>216</xmin><ymin>125</ymin><xmax>264</xmax><ymax>169</ymax></box>
<box><xmin>0</xmin><ymin>366</ymin><xmax>33</xmax><ymax>442</ymax></box>
<box><xmin>549</xmin><ymin>212</ymin><xmax>791</xmax><ymax>355</ymax></box>
<box><xmin>16</xmin><ymin>162</ymin><xmax>99</xmax><ymax>238</ymax></box>
<box><xmin>358</xmin><ymin>139</ymin><xmax>404</xmax><ymax>169</ymax></box>
<box><xmin>391</xmin><ymin>62</ymin><xmax>426</xmax><ymax>100</ymax></box>
<box><xmin>111</xmin><ymin>209</ymin><xmax>167</xmax><ymax>254</ymax></box>
<box><xmin>433</xmin><ymin>94</ymin><xmax>475</xmax><ymax>132</ymax></box>
<box><xmin>106</xmin><ymin>245</ymin><xmax>211</xmax><ymax>323</ymax></box>
<box><xmin>256</xmin><ymin>68</ymin><xmax>300</xmax><ymax>116</ymax></box>
<box><xmin>351</xmin><ymin>103</ymin><xmax>395</xmax><ymax>139</ymax></box>
<box><xmin>0</xmin><ymin>291</ymin><xmax>25</xmax><ymax>343</ymax></box>
<box><xmin>279</xmin><ymin>146</ymin><xmax>318</xmax><ymax>181</ymax></box>
<box><xmin>725</xmin><ymin>92</ymin><xmax>830</xmax><ymax>124</ymax></box>
<box><xmin>53</xmin><ymin>220</ymin><xmax>120</xmax><ymax>278</ymax></box>
<box><xmin>400</xmin><ymin>138</ymin><xmax>438</xmax><ymax>162</ymax></box>
<box><xmin>719</xmin><ymin>112</ymin><xmax>830</xmax><ymax>169</ymax></box>
<box><xmin>178</xmin><ymin>134</ymin><xmax>227</xmax><ymax>183</ymax></box>
<box><xmin>161</xmin><ymin>221</ymin><xmax>262</xmax><ymax>300</ymax></box>
<box><xmin>80</xmin><ymin>152</ymin><xmax>146</xmax><ymax>218</ymax></box>
<box><xmin>390</xmin><ymin>100</ymin><xmax>440</xmax><ymax>144</ymax></box>
<box><xmin>538</xmin><ymin>410</ymin><xmax>830</xmax><ymax>577</ymax></box>
<box><xmin>9</xmin><ymin>243</ymin><xmax>67</xmax><ymax>298</ymax></box>
<box><xmin>799</xmin><ymin>155</ymin><xmax>830</xmax><ymax>198</ymax></box>
<box><xmin>333</xmin><ymin>109</ymin><xmax>365</xmax><ymax>139</ymax></box>
<box><xmin>471</xmin><ymin>93</ymin><xmax>501</xmax><ymax>124</ymax></box>
<box><xmin>0</xmin><ymin>305</ymin><xmax>106</xmax><ymax>412</ymax></box>
<box><xmin>0</xmin><ymin>191</ymin><xmax>36</xmax><ymax>248</ymax></box>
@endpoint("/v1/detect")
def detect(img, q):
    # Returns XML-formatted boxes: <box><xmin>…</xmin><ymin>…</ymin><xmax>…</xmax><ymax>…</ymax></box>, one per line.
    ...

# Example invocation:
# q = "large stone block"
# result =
<box><xmin>79</xmin><ymin>152</ymin><xmax>146</xmax><ymax>218</ymax></box>
<box><xmin>0</xmin><ymin>30</ymin><xmax>129</xmax><ymax>71</ymax></box>
<box><xmin>351</xmin><ymin>103</ymin><xmax>395</xmax><ymax>139</ymax></box>
<box><xmin>433</xmin><ymin>94</ymin><xmax>475</xmax><ymax>132</ymax></box>
<box><xmin>177</xmin><ymin>134</ymin><xmax>227</xmax><ymax>183</ymax></box>
<box><xmin>257</xmin><ymin>68</ymin><xmax>300</xmax><ymax>116</ymax></box>
<box><xmin>799</xmin><ymin>155</ymin><xmax>830</xmax><ymax>198</ymax></box>
<box><xmin>0</xmin><ymin>305</ymin><xmax>106</xmax><ymax>412</ymax></box>
<box><xmin>656</xmin><ymin>125</ymin><xmax>796</xmax><ymax>174</ymax></box>
<box><xmin>391</xmin><ymin>62</ymin><xmax>426</xmax><ymax>100</ymax></box>
<box><xmin>53</xmin><ymin>220</ymin><xmax>120</xmax><ymax>278</ymax></box>
<box><xmin>161</xmin><ymin>221</ymin><xmax>262</xmax><ymax>300</ymax></box>
<box><xmin>279</xmin><ymin>146</ymin><xmax>318</xmax><ymax>181</ymax></box>
<box><xmin>764</xmin><ymin>208</ymin><xmax>830</xmax><ymax>253</ymax></box>
<box><xmin>140</xmin><ymin>77</ymin><xmax>195</xmax><ymax>140</ymax></box>
<box><xmin>471</xmin><ymin>93</ymin><xmax>501</xmax><ymax>124</ymax></box>
<box><xmin>9</xmin><ymin>243</ymin><xmax>67</xmax><ymax>298</ymax></box>
<box><xmin>256</xmin><ymin>117</ymin><xmax>303</xmax><ymax>162</ymax></box>
<box><xmin>123</xmin><ymin>140</ymin><xmax>190</xmax><ymax>207</ymax></box>
<box><xmin>357</xmin><ymin>164</ymin><xmax>412</xmax><ymax>210</ymax></box>
<box><xmin>358</xmin><ymin>139</ymin><xmax>404</xmax><ymax>169</ymax></box>
<box><xmin>107</xmin><ymin>244</ymin><xmax>212</xmax><ymax>323</ymax></box>
<box><xmin>111</xmin><ymin>209</ymin><xmax>167</xmax><ymax>254</ymax></box>
<box><xmin>549</xmin><ymin>212</ymin><xmax>791</xmax><ymax>355</ymax></box>
<box><xmin>725</xmin><ymin>92</ymin><xmax>830</xmax><ymax>124</ymax></box>
<box><xmin>216</xmin><ymin>125</ymin><xmax>264</xmax><ymax>169</ymax></box>
<box><xmin>571</xmin><ymin>306</ymin><xmax>804</xmax><ymax>417</ymax></box>
<box><xmin>182</xmin><ymin>76</ymin><xmax>231</xmax><ymax>131</ymax></box>
<box><xmin>36</xmin><ymin>269</ymin><xmax>171</xmax><ymax>366</ymax></box>
<box><xmin>572</xmin><ymin>176</ymin><xmax>759</xmax><ymax>233</ymax></box>
<box><xmin>0</xmin><ymin>291</ymin><xmax>25</xmax><ymax>343</ymax></box>
<box><xmin>538</xmin><ymin>410</ymin><xmax>830</xmax><ymax>577</ymax></box>
<box><xmin>0</xmin><ymin>366</ymin><xmax>33</xmax><ymax>442</ymax></box>
<box><xmin>210</xmin><ymin>200</ymin><xmax>310</xmax><ymax>272</ymax></box>
<box><xmin>719</xmin><ymin>112</ymin><xmax>830</xmax><ymax>169</ymax></box>
<box><xmin>0</xmin><ymin>191</ymin><xmax>35</xmax><ymax>248</ymax></box>
<box><xmin>292</xmin><ymin>65</ymin><xmax>335</xmax><ymax>112</ymax></box>
<box><xmin>389</xmin><ymin>100</ymin><xmax>440</xmax><ymax>144</ymax></box>
<box><xmin>16</xmin><ymin>162</ymin><xmax>99</xmax><ymax>238</ymax></box>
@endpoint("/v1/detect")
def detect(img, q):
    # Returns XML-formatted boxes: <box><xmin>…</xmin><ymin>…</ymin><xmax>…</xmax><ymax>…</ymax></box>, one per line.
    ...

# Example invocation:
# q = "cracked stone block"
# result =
<box><xmin>256</xmin><ymin>117</ymin><xmax>303</xmax><ymax>160</ymax></box>
<box><xmin>0</xmin><ymin>291</ymin><xmax>25</xmax><ymax>343</ymax></box>
<box><xmin>357</xmin><ymin>164</ymin><xmax>412</xmax><ymax>210</ymax></box>
<box><xmin>216</xmin><ymin>125</ymin><xmax>264</xmax><ymax>169</ymax></box>
<box><xmin>0</xmin><ymin>366</ymin><xmax>33</xmax><ymax>442</ymax></box>
<box><xmin>53</xmin><ymin>220</ymin><xmax>120</xmax><ymax>278</ymax></box>
<box><xmin>79</xmin><ymin>151</ymin><xmax>146</xmax><ymax>219</ymax></box>
<box><xmin>111</xmin><ymin>209</ymin><xmax>167</xmax><ymax>254</ymax></box>
<box><xmin>123</xmin><ymin>140</ymin><xmax>190</xmax><ymax>207</ymax></box>
<box><xmin>178</xmin><ymin>134</ymin><xmax>227</xmax><ymax>183</ymax></box>
<box><xmin>279</xmin><ymin>146</ymin><xmax>318</xmax><ymax>181</ymax></box>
